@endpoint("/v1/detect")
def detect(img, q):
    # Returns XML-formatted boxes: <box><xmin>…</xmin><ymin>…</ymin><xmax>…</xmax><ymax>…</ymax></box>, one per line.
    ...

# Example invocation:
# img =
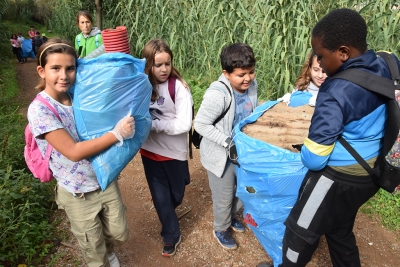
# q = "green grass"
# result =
<box><xmin>361</xmin><ymin>190</ymin><xmax>400</xmax><ymax>232</ymax></box>
<box><xmin>0</xmin><ymin>19</ymin><xmax>57</xmax><ymax>267</ymax></box>
<box><xmin>101</xmin><ymin>0</ymin><xmax>399</xmax><ymax>99</ymax></box>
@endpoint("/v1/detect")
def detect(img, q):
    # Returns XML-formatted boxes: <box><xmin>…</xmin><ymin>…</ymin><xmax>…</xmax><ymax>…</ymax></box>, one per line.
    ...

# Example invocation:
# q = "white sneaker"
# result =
<box><xmin>107</xmin><ymin>253</ymin><xmax>120</xmax><ymax>267</ymax></box>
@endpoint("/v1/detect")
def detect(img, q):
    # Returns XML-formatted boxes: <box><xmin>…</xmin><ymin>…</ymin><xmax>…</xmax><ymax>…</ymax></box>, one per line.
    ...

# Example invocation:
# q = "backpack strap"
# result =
<box><xmin>335</xmin><ymin>52</ymin><xmax>400</xmax><ymax>176</ymax></box>
<box><xmin>168</xmin><ymin>76</ymin><xmax>176</xmax><ymax>103</ymax></box>
<box><xmin>167</xmin><ymin>76</ymin><xmax>195</xmax><ymax>159</ymax></box>
<box><xmin>34</xmin><ymin>94</ymin><xmax>62</xmax><ymax>158</ymax></box>
<box><xmin>333</xmin><ymin>68</ymin><xmax>395</xmax><ymax>99</ymax></box>
<box><xmin>377</xmin><ymin>52</ymin><xmax>400</xmax><ymax>88</ymax></box>
<box><xmin>337</xmin><ymin>137</ymin><xmax>375</xmax><ymax>175</ymax></box>
<box><xmin>95</xmin><ymin>34</ymin><xmax>99</xmax><ymax>48</ymax></box>
<box><xmin>213</xmin><ymin>81</ymin><xmax>232</xmax><ymax>125</ymax></box>
<box><xmin>35</xmin><ymin>94</ymin><xmax>61</xmax><ymax>121</ymax></box>
<box><xmin>77</xmin><ymin>33</ymin><xmax>82</xmax><ymax>47</ymax></box>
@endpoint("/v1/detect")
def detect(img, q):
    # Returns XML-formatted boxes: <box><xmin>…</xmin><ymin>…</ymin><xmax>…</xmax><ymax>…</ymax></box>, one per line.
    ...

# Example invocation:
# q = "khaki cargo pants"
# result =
<box><xmin>56</xmin><ymin>180</ymin><xmax>128</xmax><ymax>267</ymax></box>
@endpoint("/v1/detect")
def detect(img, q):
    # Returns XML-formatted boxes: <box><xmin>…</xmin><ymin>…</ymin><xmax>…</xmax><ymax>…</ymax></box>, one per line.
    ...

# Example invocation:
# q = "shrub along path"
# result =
<box><xmin>17</xmin><ymin>59</ymin><xmax>400</xmax><ymax>267</ymax></box>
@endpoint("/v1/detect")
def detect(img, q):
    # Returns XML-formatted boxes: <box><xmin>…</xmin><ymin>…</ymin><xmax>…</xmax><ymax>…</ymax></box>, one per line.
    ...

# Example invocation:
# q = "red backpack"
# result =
<box><xmin>24</xmin><ymin>94</ymin><xmax>61</xmax><ymax>182</ymax></box>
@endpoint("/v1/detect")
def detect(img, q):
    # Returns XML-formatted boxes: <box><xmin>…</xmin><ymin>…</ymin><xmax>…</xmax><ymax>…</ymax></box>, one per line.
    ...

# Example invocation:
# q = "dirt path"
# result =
<box><xmin>17</xmin><ymin>60</ymin><xmax>400</xmax><ymax>267</ymax></box>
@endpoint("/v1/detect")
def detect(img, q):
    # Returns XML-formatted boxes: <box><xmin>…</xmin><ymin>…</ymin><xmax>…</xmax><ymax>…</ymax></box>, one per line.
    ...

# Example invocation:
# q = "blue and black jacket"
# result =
<box><xmin>301</xmin><ymin>50</ymin><xmax>400</xmax><ymax>171</ymax></box>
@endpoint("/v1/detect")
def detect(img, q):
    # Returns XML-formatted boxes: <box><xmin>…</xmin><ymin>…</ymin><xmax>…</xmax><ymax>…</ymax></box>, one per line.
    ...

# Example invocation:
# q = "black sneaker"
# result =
<box><xmin>162</xmin><ymin>235</ymin><xmax>181</xmax><ymax>257</ymax></box>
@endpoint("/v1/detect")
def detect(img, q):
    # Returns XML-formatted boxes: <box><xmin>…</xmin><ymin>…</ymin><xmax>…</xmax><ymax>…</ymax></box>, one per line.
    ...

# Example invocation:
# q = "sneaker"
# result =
<box><xmin>162</xmin><ymin>235</ymin><xmax>181</xmax><ymax>257</ymax></box>
<box><xmin>107</xmin><ymin>253</ymin><xmax>120</xmax><ymax>267</ymax></box>
<box><xmin>213</xmin><ymin>230</ymin><xmax>237</xmax><ymax>249</ymax></box>
<box><xmin>231</xmin><ymin>218</ymin><xmax>245</xmax><ymax>232</ymax></box>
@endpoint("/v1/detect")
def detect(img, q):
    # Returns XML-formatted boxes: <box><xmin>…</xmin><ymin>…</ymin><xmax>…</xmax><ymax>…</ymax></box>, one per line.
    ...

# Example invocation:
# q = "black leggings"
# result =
<box><xmin>12</xmin><ymin>46</ymin><xmax>22</xmax><ymax>62</ymax></box>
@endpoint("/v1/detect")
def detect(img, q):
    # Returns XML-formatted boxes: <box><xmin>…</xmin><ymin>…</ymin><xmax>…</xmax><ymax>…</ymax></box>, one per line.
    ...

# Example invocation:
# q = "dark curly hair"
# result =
<box><xmin>312</xmin><ymin>8</ymin><xmax>367</xmax><ymax>53</ymax></box>
<box><xmin>220</xmin><ymin>43</ymin><xmax>256</xmax><ymax>73</ymax></box>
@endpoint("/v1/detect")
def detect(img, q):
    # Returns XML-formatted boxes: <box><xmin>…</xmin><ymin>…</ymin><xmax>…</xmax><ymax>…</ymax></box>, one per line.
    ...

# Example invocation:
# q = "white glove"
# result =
<box><xmin>110</xmin><ymin>115</ymin><xmax>135</xmax><ymax>146</ymax></box>
<box><xmin>308</xmin><ymin>95</ymin><xmax>317</xmax><ymax>107</ymax></box>
<box><xmin>277</xmin><ymin>93</ymin><xmax>291</xmax><ymax>106</ymax></box>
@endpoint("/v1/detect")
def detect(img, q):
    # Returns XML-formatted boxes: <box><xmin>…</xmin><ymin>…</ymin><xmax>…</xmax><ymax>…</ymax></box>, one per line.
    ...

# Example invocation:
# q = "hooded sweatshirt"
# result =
<box><xmin>75</xmin><ymin>27</ymin><xmax>103</xmax><ymax>58</ymax></box>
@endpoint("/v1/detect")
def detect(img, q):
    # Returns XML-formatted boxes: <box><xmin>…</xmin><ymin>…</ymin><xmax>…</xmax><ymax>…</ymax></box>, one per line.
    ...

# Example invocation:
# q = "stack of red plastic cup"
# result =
<box><xmin>102</xmin><ymin>26</ymin><xmax>131</xmax><ymax>54</ymax></box>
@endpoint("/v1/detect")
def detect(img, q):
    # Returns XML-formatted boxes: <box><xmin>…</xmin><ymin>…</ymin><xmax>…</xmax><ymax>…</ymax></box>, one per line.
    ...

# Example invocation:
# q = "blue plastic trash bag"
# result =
<box><xmin>233</xmin><ymin>100</ymin><xmax>308</xmax><ymax>266</ymax></box>
<box><xmin>70</xmin><ymin>53</ymin><xmax>152</xmax><ymax>191</ymax></box>
<box><xmin>21</xmin><ymin>39</ymin><xmax>35</xmax><ymax>59</ymax></box>
<box><xmin>289</xmin><ymin>91</ymin><xmax>313</xmax><ymax>107</ymax></box>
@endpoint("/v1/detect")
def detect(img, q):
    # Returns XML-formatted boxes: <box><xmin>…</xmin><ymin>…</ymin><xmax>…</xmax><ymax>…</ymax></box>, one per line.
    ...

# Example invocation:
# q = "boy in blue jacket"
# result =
<box><xmin>269</xmin><ymin>8</ymin><xmax>400</xmax><ymax>267</ymax></box>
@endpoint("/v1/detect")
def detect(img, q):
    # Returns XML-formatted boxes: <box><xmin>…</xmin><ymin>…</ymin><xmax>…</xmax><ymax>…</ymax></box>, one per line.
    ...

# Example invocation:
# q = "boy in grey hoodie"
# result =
<box><xmin>194</xmin><ymin>43</ymin><xmax>258</xmax><ymax>249</ymax></box>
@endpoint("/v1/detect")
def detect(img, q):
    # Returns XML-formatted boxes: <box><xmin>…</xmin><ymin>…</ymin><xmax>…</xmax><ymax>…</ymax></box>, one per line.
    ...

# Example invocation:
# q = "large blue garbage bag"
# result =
<box><xmin>70</xmin><ymin>53</ymin><xmax>152</xmax><ymax>191</ymax></box>
<box><xmin>233</xmin><ymin>100</ymin><xmax>308</xmax><ymax>266</ymax></box>
<box><xmin>21</xmin><ymin>39</ymin><xmax>35</xmax><ymax>59</ymax></box>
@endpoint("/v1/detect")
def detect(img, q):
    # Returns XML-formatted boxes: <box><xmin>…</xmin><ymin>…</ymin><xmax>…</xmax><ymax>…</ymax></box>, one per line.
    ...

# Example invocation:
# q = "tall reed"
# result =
<box><xmin>50</xmin><ymin>0</ymin><xmax>399</xmax><ymax>99</ymax></box>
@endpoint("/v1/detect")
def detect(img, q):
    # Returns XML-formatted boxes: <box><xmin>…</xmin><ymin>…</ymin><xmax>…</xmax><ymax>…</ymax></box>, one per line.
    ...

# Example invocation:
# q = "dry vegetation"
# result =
<box><xmin>243</xmin><ymin>102</ymin><xmax>314</xmax><ymax>152</ymax></box>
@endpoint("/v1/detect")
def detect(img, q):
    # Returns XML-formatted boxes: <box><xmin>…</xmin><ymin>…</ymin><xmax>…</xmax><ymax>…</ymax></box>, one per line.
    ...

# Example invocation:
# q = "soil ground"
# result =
<box><xmin>16</xmin><ymin>59</ymin><xmax>400</xmax><ymax>267</ymax></box>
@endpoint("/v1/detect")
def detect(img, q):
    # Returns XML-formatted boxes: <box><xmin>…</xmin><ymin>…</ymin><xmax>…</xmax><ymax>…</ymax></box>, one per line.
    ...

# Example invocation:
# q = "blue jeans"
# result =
<box><xmin>207</xmin><ymin>161</ymin><xmax>243</xmax><ymax>232</ymax></box>
<box><xmin>141</xmin><ymin>155</ymin><xmax>190</xmax><ymax>244</ymax></box>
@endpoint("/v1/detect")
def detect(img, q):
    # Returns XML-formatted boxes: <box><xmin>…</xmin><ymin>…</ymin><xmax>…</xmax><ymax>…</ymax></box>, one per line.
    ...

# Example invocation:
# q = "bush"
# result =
<box><xmin>0</xmin><ymin>19</ymin><xmax>56</xmax><ymax>267</ymax></box>
<box><xmin>0</xmin><ymin>167</ymin><xmax>55</xmax><ymax>266</ymax></box>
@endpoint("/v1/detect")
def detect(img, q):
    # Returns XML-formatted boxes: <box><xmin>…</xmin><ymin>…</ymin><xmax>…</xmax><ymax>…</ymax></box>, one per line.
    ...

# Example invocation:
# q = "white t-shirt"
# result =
<box><xmin>292</xmin><ymin>81</ymin><xmax>319</xmax><ymax>96</ymax></box>
<box><xmin>141</xmin><ymin>79</ymin><xmax>193</xmax><ymax>161</ymax></box>
<box><xmin>27</xmin><ymin>91</ymin><xmax>99</xmax><ymax>194</ymax></box>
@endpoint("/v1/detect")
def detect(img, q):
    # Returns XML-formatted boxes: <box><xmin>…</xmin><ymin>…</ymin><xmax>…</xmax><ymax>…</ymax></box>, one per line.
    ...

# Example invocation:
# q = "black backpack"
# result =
<box><xmin>333</xmin><ymin>52</ymin><xmax>400</xmax><ymax>194</ymax></box>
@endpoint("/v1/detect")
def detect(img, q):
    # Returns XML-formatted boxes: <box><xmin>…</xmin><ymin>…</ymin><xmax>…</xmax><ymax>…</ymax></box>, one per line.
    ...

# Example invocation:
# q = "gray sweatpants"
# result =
<box><xmin>207</xmin><ymin>161</ymin><xmax>243</xmax><ymax>232</ymax></box>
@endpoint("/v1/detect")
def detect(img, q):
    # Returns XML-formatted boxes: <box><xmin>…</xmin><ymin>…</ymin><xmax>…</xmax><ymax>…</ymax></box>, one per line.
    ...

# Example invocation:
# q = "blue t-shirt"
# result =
<box><xmin>232</xmin><ymin>89</ymin><xmax>253</xmax><ymax>128</ymax></box>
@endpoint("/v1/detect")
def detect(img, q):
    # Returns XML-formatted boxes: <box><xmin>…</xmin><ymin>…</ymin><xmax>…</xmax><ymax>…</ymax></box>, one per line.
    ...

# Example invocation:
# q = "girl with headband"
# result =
<box><xmin>27</xmin><ymin>38</ymin><xmax>134</xmax><ymax>267</ymax></box>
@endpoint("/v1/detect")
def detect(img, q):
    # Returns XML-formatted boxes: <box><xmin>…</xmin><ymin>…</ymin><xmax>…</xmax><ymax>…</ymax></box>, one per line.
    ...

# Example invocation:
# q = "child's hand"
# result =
<box><xmin>308</xmin><ymin>95</ymin><xmax>317</xmax><ymax>107</ymax></box>
<box><xmin>277</xmin><ymin>93</ymin><xmax>291</xmax><ymax>105</ymax></box>
<box><xmin>110</xmin><ymin>116</ymin><xmax>135</xmax><ymax>146</ymax></box>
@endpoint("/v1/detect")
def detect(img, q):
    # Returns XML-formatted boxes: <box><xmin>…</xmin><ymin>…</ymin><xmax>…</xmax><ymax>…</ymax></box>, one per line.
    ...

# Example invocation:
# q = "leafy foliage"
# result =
<box><xmin>103</xmin><ymin>0</ymin><xmax>399</xmax><ymax>99</ymax></box>
<box><xmin>3</xmin><ymin>0</ymin><xmax>36</xmax><ymax>24</ymax></box>
<box><xmin>0</xmin><ymin>0</ymin><xmax>10</xmax><ymax>20</ymax></box>
<box><xmin>0</xmin><ymin>168</ymin><xmax>55</xmax><ymax>266</ymax></box>
<box><xmin>47</xmin><ymin>0</ymin><xmax>84</xmax><ymax>42</ymax></box>
<box><xmin>0</xmin><ymin>18</ymin><xmax>56</xmax><ymax>267</ymax></box>
<box><xmin>362</xmin><ymin>190</ymin><xmax>400</xmax><ymax>231</ymax></box>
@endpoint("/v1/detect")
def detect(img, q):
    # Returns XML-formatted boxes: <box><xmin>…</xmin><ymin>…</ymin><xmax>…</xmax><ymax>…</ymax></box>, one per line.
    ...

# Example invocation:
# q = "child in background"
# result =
<box><xmin>28</xmin><ymin>25</ymin><xmax>36</xmax><ymax>39</ymax></box>
<box><xmin>279</xmin><ymin>51</ymin><xmax>327</xmax><ymax>107</ymax></box>
<box><xmin>277</xmin><ymin>8</ymin><xmax>400</xmax><ymax>267</ymax></box>
<box><xmin>10</xmin><ymin>34</ymin><xmax>23</xmax><ymax>64</ymax></box>
<box><xmin>28</xmin><ymin>25</ymin><xmax>36</xmax><ymax>47</ymax></box>
<box><xmin>42</xmin><ymin>33</ymin><xmax>48</xmax><ymax>43</ymax></box>
<box><xmin>28</xmin><ymin>26</ymin><xmax>36</xmax><ymax>39</ymax></box>
<box><xmin>140</xmin><ymin>39</ymin><xmax>193</xmax><ymax>257</ymax></box>
<box><xmin>27</xmin><ymin>38</ymin><xmax>135</xmax><ymax>267</ymax></box>
<box><xmin>34</xmin><ymin>31</ymin><xmax>44</xmax><ymax>54</ymax></box>
<box><xmin>17</xmin><ymin>32</ymin><xmax>25</xmax><ymax>42</ymax></box>
<box><xmin>290</xmin><ymin>51</ymin><xmax>327</xmax><ymax>106</ymax></box>
<box><xmin>75</xmin><ymin>10</ymin><xmax>103</xmax><ymax>57</ymax></box>
<box><xmin>17</xmin><ymin>33</ymin><xmax>26</xmax><ymax>62</ymax></box>
<box><xmin>293</xmin><ymin>51</ymin><xmax>326</xmax><ymax>95</ymax></box>
<box><xmin>194</xmin><ymin>43</ymin><xmax>258</xmax><ymax>250</ymax></box>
